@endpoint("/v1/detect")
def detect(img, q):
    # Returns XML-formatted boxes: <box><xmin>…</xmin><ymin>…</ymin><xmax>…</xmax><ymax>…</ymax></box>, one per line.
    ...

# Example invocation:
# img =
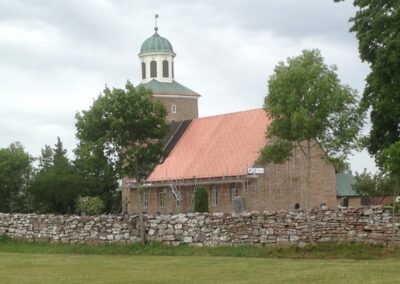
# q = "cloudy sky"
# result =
<box><xmin>0</xmin><ymin>0</ymin><xmax>377</xmax><ymax>173</ymax></box>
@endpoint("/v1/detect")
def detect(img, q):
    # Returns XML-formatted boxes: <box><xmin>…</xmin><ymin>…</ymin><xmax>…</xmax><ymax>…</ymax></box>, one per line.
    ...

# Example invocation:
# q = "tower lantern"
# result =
<box><xmin>138</xmin><ymin>16</ymin><xmax>200</xmax><ymax>122</ymax></box>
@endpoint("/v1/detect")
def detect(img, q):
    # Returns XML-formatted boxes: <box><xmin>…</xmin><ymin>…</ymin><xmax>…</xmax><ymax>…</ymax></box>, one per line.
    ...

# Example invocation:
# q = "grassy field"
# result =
<box><xmin>1</xmin><ymin>252</ymin><xmax>400</xmax><ymax>284</ymax></box>
<box><xmin>1</xmin><ymin>236</ymin><xmax>400</xmax><ymax>283</ymax></box>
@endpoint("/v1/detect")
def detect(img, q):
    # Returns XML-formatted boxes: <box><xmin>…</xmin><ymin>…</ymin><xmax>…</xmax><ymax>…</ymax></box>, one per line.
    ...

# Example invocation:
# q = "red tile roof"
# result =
<box><xmin>147</xmin><ymin>108</ymin><xmax>270</xmax><ymax>182</ymax></box>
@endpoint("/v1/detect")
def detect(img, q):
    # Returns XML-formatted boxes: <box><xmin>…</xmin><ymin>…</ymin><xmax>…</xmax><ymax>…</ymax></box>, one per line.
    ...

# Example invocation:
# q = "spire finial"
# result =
<box><xmin>154</xmin><ymin>14</ymin><xmax>159</xmax><ymax>33</ymax></box>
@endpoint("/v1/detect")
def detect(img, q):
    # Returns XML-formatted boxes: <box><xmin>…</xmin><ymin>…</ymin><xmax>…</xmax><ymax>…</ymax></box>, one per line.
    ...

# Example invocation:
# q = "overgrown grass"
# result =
<box><xmin>1</xmin><ymin>235</ymin><xmax>399</xmax><ymax>260</ymax></box>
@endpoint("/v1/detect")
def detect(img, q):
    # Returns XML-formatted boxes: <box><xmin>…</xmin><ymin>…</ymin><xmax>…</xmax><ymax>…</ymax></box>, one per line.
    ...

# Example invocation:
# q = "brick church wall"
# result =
<box><xmin>124</xmin><ymin>142</ymin><xmax>337</xmax><ymax>214</ymax></box>
<box><xmin>154</xmin><ymin>97</ymin><xmax>198</xmax><ymax>122</ymax></box>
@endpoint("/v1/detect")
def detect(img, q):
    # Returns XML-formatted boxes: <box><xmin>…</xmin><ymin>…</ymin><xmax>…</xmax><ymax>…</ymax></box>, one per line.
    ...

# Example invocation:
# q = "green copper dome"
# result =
<box><xmin>139</xmin><ymin>32</ymin><xmax>174</xmax><ymax>55</ymax></box>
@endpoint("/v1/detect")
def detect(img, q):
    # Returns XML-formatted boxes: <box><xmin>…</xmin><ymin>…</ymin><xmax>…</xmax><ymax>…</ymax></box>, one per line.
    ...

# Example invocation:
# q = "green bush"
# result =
<box><xmin>194</xmin><ymin>187</ymin><xmax>209</xmax><ymax>213</ymax></box>
<box><xmin>76</xmin><ymin>196</ymin><xmax>105</xmax><ymax>215</ymax></box>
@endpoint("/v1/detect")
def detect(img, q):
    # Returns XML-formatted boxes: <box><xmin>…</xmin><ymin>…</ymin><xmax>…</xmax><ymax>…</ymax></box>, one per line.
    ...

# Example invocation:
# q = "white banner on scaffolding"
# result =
<box><xmin>247</xmin><ymin>168</ymin><xmax>265</xmax><ymax>174</ymax></box>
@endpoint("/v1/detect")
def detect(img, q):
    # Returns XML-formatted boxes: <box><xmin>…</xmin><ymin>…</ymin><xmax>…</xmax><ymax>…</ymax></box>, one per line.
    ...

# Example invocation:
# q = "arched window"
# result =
<box><xmin>150</xmin><ymin>60</ymin><xmax>157</xmax><ymax>78</ymax></box>
<box><xmin>162</xmin><ymin>60</ymin><xmax>169</xmax><ymax>77</ymax></box>
<box><xmin>141</xmin><ymin>62</ymin><xmax>146</xmax><ymax>79</ymax></box>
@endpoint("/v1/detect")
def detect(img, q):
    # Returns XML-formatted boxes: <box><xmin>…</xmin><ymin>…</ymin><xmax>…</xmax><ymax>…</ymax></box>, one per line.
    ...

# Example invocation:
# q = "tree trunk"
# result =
<box><xmin>138</xmin><ymin>186</ymin><xmax>146</xmax><ymax>244</ymax></box>
<box><xmin>306</xmin><ymin>140</ymin><xmax>314</xmax><ymax>244</ymax></box>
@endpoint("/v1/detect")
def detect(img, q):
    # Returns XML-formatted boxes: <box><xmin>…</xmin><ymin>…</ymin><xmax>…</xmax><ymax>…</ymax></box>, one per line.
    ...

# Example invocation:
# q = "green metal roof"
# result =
<box><xmin>139</xmin><ymin>80</ymin><xmax>200</xmax><ymax>97</ymax></box>
<box><xmin>336</xmin><ymin>173</ymin><xmax>358</xmax><ymax>197</ymax></box>
<box><xmin>139</xmin><ymin>32</ymin><xmax>174</xmax><ymax>55</ymax></box>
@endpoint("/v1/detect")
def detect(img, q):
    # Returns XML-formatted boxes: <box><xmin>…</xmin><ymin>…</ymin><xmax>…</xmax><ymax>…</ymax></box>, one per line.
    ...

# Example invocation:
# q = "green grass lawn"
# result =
<box><xmin>1</xmin><ymin>236</ymin><xmax>400</xmax><ymax>283</ymax></box>
<box><xmin>1</xmin><ymin>252</ymin><xmax>399</xmax><ymax>284</ymax></box>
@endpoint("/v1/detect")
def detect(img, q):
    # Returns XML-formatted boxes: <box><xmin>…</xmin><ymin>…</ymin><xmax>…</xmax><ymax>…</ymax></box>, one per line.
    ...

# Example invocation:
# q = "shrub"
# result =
<box><xmin>76</xmin><ymin>196</ymin><xmax>105</xmax><ymax>215</ymax></box>
<box><xmin>194</xmin><ymin>187</ymin><xmax>209</xmax><ymax>213</ymax></box>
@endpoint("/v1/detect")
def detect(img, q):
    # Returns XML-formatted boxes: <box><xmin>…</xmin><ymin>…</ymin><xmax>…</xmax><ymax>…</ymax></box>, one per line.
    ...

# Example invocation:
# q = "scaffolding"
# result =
<box><xmin>126</xmin><ymin>172</ymin><xmax>261</xmax><ymax>212</ymax></box>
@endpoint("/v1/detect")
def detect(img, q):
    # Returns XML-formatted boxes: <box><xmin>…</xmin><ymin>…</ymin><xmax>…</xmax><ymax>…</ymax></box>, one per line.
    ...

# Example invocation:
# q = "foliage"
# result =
<box><xmin>73</xmin><ymin>142</ymin><xmax>120</xmax><ymax>213</ymax></box>
<box><xmin>30</xmin><ymin>138</ymin><xmax>82</xmax><ymax>214</ymax></box>
<box><xmin>259</xmin><ymin>139</ymin><xmax>292</xmax><ymax>164</ymax></box>
<box><xmin>336</xmin><ymin>0</ymin><xmax>400</xmax><ymax>163</ymax></box>
<box><xmin>0</xmin><ymin>142</ymin><xmax>34</xmax><ymax>213</ymax></box>
<box><xmin>352</xmin><ymin>169</ymin><xmax>395</xmax><ymax>197</ymax></box>
<box><xmin>378</xmin><ymin>141</ymin><xmax>400</xmax><ymax>183</ymax></box>
<box><xmin>261</xmin><ymin>49</ymin><xmax>363</xmax><ymax>165</ymax></box>
<box><xmin>75</xmin><ymin>81</ymin><xmax>168</xmax><ymax>181</ymax></box>
<box><xmin>194</xmin><ymin>187</ymin><xmax>209</xmax><ymax>213</ymax></box>
<box><xmin>261</xmin><ymin>49</ymin><xmax>363</xmax><ymax>214</ymax></box>
<box><xmin>76</xmin><ymin>196</ymin><xmax>105</xmax><ymax>215</ymax></box>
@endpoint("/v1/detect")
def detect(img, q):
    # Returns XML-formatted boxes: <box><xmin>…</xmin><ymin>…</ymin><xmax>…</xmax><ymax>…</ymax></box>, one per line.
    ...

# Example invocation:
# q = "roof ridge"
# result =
<box><xmin>194</xmin><ymin>108</ymin><xmax>264</xmax><ymax>121</ymax></box>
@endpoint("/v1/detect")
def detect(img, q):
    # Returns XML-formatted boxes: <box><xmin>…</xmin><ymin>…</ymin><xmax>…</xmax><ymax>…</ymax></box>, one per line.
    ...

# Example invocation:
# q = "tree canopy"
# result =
<box><xmin>0</xmin><ymin>142</ymin><xmax>33</xmax><ymax>212</ymax></box>
<box><xmin>261</xmin><ymin>49</ymin><xmax>363</xmax><ymax>166</ymax></box>
<box><xmin>73</xmin><ymin>141</ymin><xmax>120</xmax><ymax>213</ymax></box>
<box><xmin>336</xmin><ymin>0</ymin><xmax>400</xmax><ymax>163</ymax></box>
<box><xmin>30</xmin><ymin>137</ymin><xmax>81</xmax><ymax>214</ymax></box>
<box><xmin>75</xmin><ymin>81</ymin><xmax>168</xmax><ymax>180</ymax></box>
<box><xmin>261</xmin><ymin>49</ymin><xmax>363</xmax><ymax>242</ymax></box>
<box><xmin>352</xmin><ymin>169</ymin><xmax>395</xmax><ymax>198</ymax></box>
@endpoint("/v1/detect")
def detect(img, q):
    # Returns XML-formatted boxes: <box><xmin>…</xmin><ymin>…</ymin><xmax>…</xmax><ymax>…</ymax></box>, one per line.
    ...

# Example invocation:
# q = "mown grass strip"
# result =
<box><xmin>0</xmin><ymin>235</ymin><xmax>399</xmax><ymax>259</ymax></box>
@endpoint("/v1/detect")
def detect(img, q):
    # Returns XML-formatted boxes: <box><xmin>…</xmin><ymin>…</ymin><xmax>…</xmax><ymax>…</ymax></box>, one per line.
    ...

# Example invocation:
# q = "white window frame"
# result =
<box><xmin>231</xmin><ymin>184</ymin><xmax>239</xmax><ymax>201</ymax></box>
<box><xmin>159</xmin><ymin>189</ymin><xmax>166</xmax><ymax>208</ymax></box>
<box><xmin>171</xmin><ymin>104</ymin><xmax>177</xmax><ymax>114</ymax></box>
<box><xmin>211</xmin><ymin>186</ymin><xmax>219</xmax><ymax>207</ymax></box>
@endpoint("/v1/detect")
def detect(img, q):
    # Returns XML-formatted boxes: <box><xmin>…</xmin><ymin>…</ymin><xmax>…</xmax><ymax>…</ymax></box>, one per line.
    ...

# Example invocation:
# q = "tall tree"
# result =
<box><xmin>30</xmin><ymin>138</ymin><xmax>81</xmax><ymax>214</ymax></box>
<box><xmin>0</xmin><ymin>142</ymin><xmax>34</xmax><ymax>212</ymax></box>
<box><xmin>335</xmin><ymin>0</ymin><xmax>400</xmax><ymax>162</ymax></box>
<box><xmin>261</xmin><ymin>49</ymin><xmax>363</xmax><ymax>239</ymax></box>
<box><xmin>75</xmin><ymin>81</ymin><xmax>168</xmax><ymax>181</ymax></box>
<box><xmin>38</xmin><ymin>145</ymin><xmax>53</xmax><ymax>172</ymax></box>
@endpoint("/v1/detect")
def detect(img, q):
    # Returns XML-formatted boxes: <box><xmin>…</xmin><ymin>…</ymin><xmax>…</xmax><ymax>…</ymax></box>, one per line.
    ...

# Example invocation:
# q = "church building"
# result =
<box><xmin>122</xmin><ymin>22</ymin><xmax>339</xmax><ymax>214</ymax></box>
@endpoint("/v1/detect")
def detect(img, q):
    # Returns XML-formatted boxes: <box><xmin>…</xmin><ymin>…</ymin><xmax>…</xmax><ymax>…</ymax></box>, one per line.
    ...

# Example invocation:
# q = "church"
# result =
<box><xmin>122</xmin><ymin>23</ymin><xmax>342</xmax><ymax>214</ymax></box>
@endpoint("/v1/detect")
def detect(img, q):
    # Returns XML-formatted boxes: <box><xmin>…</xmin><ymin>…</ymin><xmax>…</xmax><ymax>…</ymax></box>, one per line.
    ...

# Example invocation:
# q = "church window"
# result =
<box><xmin>171</xmin><ymin>105</ymin><xmax>177</xmax><ymax>114</ymax></box>
<box><xmin>150</xmin><ymin>60</ymin><xmax>157</xmax><ymax>78</ymax></box>
<box><xmin>159</xmin><ymin>189</ymin><xmax>166</xmax><ymax>208</ymax></box>
<box><xmin>142</xmin><ymin>190</ymin><xmax>149</xmax><ymax>208</ymax></box>
<box><xmin>231</xmin><ymin>184</ymin><xmax>239</xmax><ymax>201</ymax></box>
<box><xmin>162</xmin><ymin>60</ymin><xmax>169</xmax><ymax>77</ymax></box>
<box><xmin>212</xmin><ymin>186</ymin><xmax>219</xmax><ymax>206</ymax></box>
<box><xmin>141</xmin><ymin>62</ymin><xmax>146</xmax><ymax>79</ymax></box>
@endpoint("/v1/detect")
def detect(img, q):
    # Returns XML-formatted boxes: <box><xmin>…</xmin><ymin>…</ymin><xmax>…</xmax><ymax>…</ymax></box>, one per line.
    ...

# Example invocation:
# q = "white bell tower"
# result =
<box><xmin>139</xmin><ymin>15</ymin><xmax>176</xmax><ymax>84</ymax></box>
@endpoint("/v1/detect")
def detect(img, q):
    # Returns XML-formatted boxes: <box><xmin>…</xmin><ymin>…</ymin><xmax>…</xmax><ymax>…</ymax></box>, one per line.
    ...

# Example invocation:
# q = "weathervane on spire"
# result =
<box><xmin>154</xmin><ymin>14</ymin><xmax>159</xmax><ymax>33</ymax></box>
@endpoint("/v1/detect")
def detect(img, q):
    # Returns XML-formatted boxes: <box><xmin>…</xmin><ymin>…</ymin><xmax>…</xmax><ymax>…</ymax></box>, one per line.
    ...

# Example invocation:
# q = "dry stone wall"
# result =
<box><xmin>1</xmin><ymin>206</ymin><xmax>399</xmax><ymax>246</ymax></box>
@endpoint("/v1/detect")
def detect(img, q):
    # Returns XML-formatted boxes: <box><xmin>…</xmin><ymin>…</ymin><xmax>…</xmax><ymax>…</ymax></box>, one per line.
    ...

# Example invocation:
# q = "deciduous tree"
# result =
<box><xmin>0</xmin><ymin>142</ymin><xmax>34</xmax><ymax>212</ymax></box>
<box><xmin>261</xmin><ymin>49</ymin><xmax>363</xmax><ymax>240</ymax></box>
<box><xmin>75</xmin><ymin>81</ymin><xmax>168</xmax><ymax>181</ymax></box>
<box><xmin>335</xmin><ymin>0</ymin><xmax>400</xmax><ymax>162</ymax></box>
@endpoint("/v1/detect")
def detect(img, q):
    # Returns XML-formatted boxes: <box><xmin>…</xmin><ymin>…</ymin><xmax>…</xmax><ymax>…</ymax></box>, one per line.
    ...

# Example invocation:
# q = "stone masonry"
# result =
<box><xmin>0</xmin><ymin>206</ymin><xmax>399</xmax><ymax>246</ymax></box>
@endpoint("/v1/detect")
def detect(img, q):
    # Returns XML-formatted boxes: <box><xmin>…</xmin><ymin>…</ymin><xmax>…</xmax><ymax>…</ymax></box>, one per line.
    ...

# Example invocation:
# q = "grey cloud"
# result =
<box><xmin>0</xmin><ymin>0</ymin><xmax>376</xmax><ymax>173</ymax></box>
